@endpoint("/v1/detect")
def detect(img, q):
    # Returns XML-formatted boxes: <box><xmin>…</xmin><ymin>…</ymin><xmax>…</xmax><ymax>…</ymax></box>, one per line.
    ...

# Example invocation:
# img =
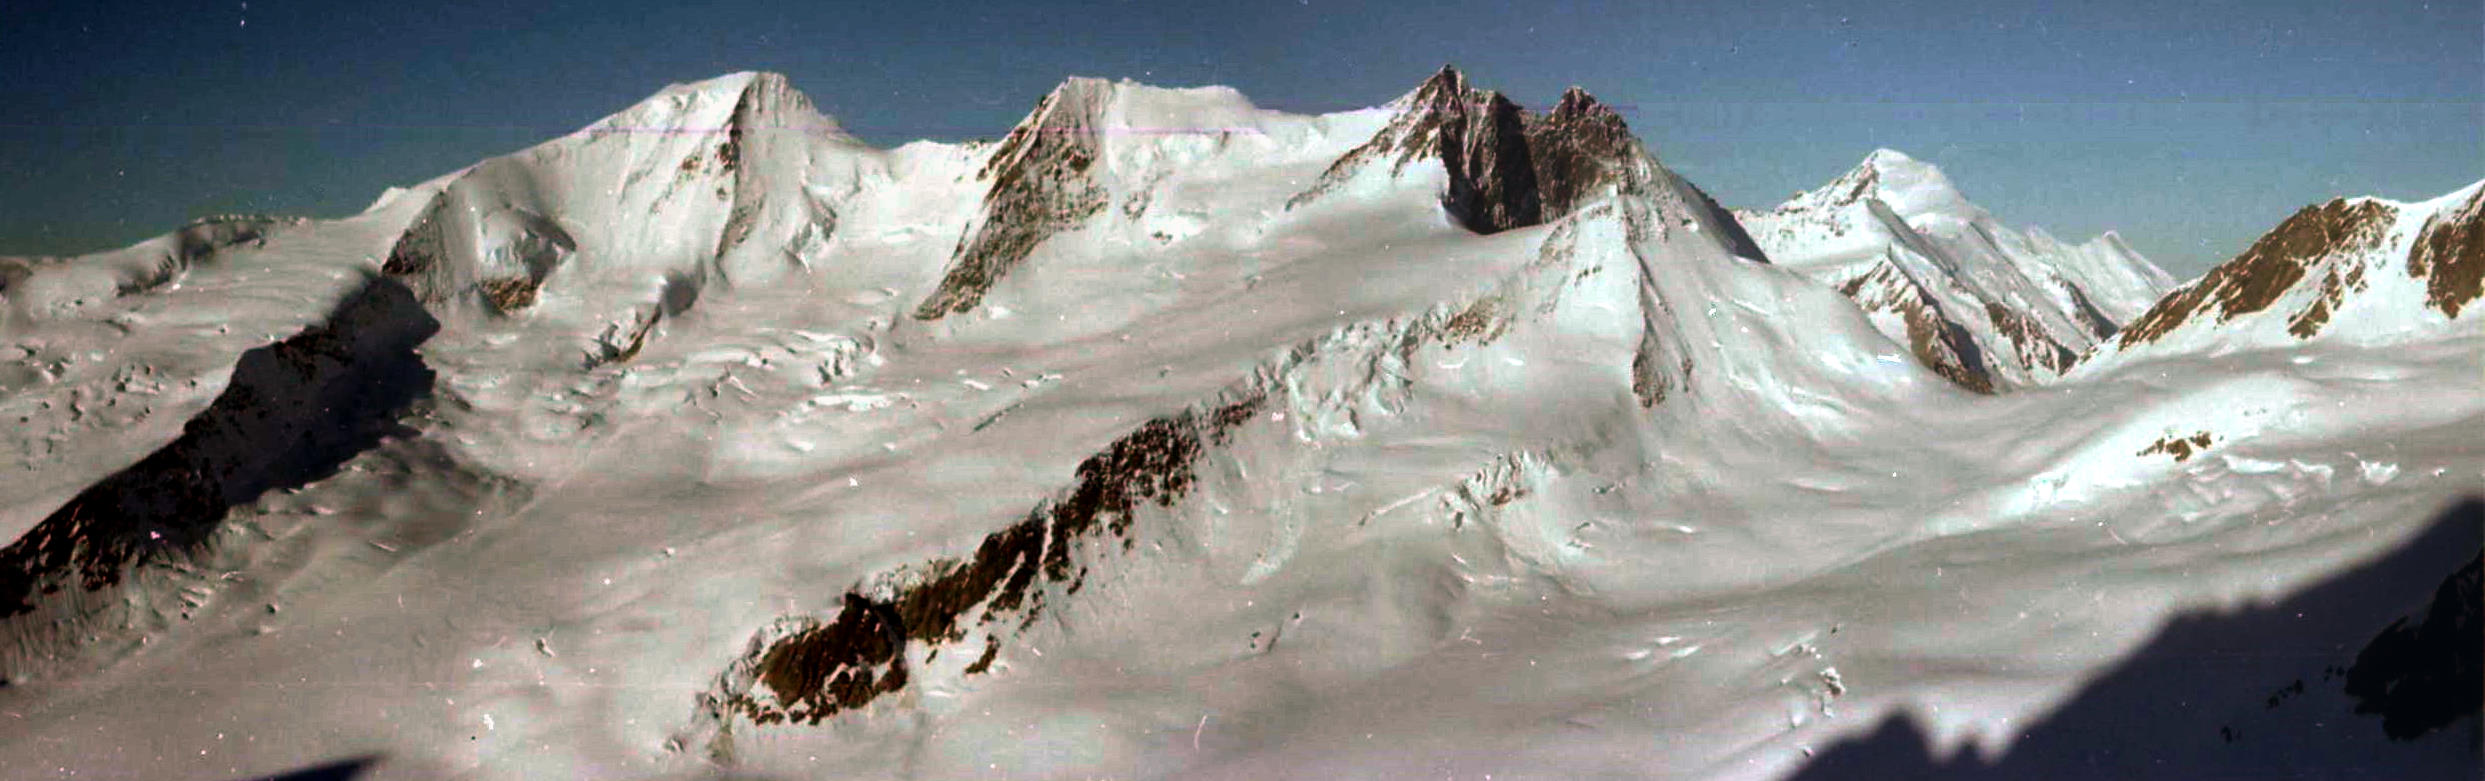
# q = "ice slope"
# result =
<box><xmin>0</xmin><ymin>69</ymin><xmax>2476</xmax><ymax>781</ymax></box>
<box><xmin>1738</xmin><ymin>149</ymin><xmax>2179</xmax><ymax>390</ymax></box>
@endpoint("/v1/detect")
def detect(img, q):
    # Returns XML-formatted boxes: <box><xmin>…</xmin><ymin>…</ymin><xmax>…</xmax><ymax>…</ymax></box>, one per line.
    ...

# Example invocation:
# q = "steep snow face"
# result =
<box><xmin>2079</xmin><ymin>181</ymin><xmax>2485</xmax><ymax>374</ymax></box>
<box><xmin>1738</xmin><ymin>150</ymin><xmax>2177</xmax><ymax>390</ymax></box>
<box><xmin>0</xmin><ymin>70</ymin><xmax>2479</xmax><ymax>781</ymax></box>
<box><xmin>379</xmin><ymin>72</ymin><xmax>881</xmax><ymax>343</ymax></box>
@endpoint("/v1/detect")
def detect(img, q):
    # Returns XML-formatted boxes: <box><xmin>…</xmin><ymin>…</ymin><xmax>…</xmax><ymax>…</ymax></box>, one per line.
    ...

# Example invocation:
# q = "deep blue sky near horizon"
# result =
<box><xmin>1</xmin><ymin>0</ymin><xmax>2476</xmax><ymax>276</ymax></box>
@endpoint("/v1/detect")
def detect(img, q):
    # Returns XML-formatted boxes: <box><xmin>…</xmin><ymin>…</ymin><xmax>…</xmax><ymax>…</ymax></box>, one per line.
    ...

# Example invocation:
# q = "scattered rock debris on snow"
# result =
<box><xmin>2138</xmin><ymin>431</ymin><xmax>2218</xmax><ymax>463</ymax></box>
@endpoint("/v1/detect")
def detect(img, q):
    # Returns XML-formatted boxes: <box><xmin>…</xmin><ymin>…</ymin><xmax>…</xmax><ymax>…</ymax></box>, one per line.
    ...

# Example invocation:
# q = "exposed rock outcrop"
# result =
<box><xmin>691</xmin><ymin>394</ymin><xmax>1263</xmax><ymax>737</ymax></box>
<box><xmin>2120</xmin><ymin>199</ymin><xmax>2397</xmax><ymax>345</ymax></box>
<box><xmin>0</xmin><ymin>275</ymin><xmax>437</xmax><ymax>623</ymax></box>
<box><xmin>914</xmin><ymin>81</ymin><xmax>1112</xmax><ymax>319</ymax></box>
<box><xmin>1986</xmin><ymin>300</ymin><xmax>2079</xmax><ymax>375</ymax></box>
<box><xmin>2406</xmin><ymin>186</ymin><xmax>2484</xmax><ymax>319</ymax></box>
<box><xmin>1840</xmin><ymin>261</ymin><xmax>1996</xmax><ymax>394</ymax></box>
<box><xmin>1292</xmin><ymin>67</ymin><xmax>1711</xmax><ymax>238</ymax></box>
<box><xmin>1288</xmin><ymin>66</ymin><xmax>1540</xmax><ymax>234</ymax></box>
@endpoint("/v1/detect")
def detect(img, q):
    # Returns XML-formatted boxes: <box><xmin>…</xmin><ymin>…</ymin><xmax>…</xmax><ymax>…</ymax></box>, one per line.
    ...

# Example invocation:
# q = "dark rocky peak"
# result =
<box><xmin>1291</xmin><ymin>68</ymin><xmax>1726</xmax><ymax>239</ymax></box>
<box><xmin>1386</xmin><ymin>65</ymin><xmax>1541</xmax><ymax>233</ymax></box>
<box><xmin>1401</xmin><ymin>64</ymin><xmax>1476</xmax><ymax>112</ymax></box>
<box><xmin>1286</xmin><ymin>67</ymin><xmax>1535</xmax><ymax>232</ymax></box>
<box><xmin>1524</xmin><ymin>85</ymin><xmax>1638</xmax><ymax>219</ymax></box>
<box><xmin>1300</xmin><ymin>67</ymin><xmax>1685</xmax><ymax>235</ymax></box>
<box><xmin>1545</xmin><ymin>86</ymin><xmax>1624</xmax><ymax>127</ymax></box>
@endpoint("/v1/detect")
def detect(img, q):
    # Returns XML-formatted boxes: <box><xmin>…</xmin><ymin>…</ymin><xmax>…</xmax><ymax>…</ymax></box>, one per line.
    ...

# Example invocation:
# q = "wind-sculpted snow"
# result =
<box><xmin>1</xmin><ymin>215</ymin><xmax>307</xmax><ymax>317</ymax></box>
<box><xmin>2</xmin><ymin>68</ymin><xmax>2480</xmax><ymax>781</ymax></box>
<box><xmin>683</xmin><ymin>201</ymin><xmax>1662</xmax><ymax>756</ymax></box>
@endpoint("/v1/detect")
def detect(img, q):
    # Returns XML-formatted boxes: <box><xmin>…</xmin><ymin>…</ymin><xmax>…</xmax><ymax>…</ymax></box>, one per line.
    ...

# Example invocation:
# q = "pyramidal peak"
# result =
<box><xmin>1835</xmin><ymin>148</ymin><xmax>1976</xmax><ymax>224</ymax></box>
<box><xmin>1861</xmin><ymin>147</ymin><xmax>1916</xmax><ymax>166</ymax></box>
<box><xmin>579</xmin><ymin>70</ymin><xmax>849</xmax><ymax>144</ymax></box>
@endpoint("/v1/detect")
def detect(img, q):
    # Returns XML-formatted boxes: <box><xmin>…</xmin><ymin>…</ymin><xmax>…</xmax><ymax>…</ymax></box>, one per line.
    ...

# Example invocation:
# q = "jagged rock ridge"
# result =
<box><xmin>0</xmin><ymin>275</ymin><xmax>436</xmax><ymax>622</ymax></box>
<box><xmin>2121</xmin><ymin>199</ymin><xmax>2397</xmax><ymax>345</ymax></box>
<box><xmin>2407</xmin><ymin>185</ymin><xmax>2484</xmax><ymax>318</ymax></box>
<box><xmin>1290</xmin><ymin>66</ymin><xmax>1734</xmax><ymax>242</ymax></box>
<box><xmin>915</xmin><ymin>80</ymin><xmax>1112</xmax><ymax>320</ymax></box>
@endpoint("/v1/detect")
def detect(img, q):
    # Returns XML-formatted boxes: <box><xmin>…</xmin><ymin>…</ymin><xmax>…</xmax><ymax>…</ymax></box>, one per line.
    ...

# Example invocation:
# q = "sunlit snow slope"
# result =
<box><xmin>0</xmin><ymin>69</ymin><xmax>2477</xmax><ymax>781</ymax></box>
<box><xmin>1738</xmin><ymin>150</ymin><xmax>2179</xmax><ymax>391</ymax></box>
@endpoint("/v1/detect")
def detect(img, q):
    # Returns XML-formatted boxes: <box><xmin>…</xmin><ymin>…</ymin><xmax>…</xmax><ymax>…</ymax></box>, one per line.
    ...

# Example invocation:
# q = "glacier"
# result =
<box><xmin>0</xmin><ymin>68</ymin><xmax>2477</xmax><ymax>780</ymax></box>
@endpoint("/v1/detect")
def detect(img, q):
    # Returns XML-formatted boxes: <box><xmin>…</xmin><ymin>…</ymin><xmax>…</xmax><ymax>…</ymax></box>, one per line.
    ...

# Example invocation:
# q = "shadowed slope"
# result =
<box><xmin>1792</xmin><ymin>496</ymin><xmax>2484</xmax><ymax>780</ymax></box>
<box><xmin>0</xmin><ymin>274</ymin><xmax>438</xmax><ymax>619</ymax></box>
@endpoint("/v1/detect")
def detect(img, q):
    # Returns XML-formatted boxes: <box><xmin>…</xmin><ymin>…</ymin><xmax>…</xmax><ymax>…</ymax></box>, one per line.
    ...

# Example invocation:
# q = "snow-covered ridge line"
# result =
<box><xmin>6</xmin><ymin>63</ymin><xmax>2480</xmax><ymax>781</ymax></box>
<box><xmin>0</xmin><ymin>274</ymin><xmax>439</xmax><ymax>679</ymax></box>
<box><xmin>2079</xmin><ymin>178</ymin><xmax>2484</xmax><ymax>370</ymax></box>
<box><xmin>675</xmin><ymin>198</ymin><xmax>1641</xmax><ymax>755</ymax></box>
<box><xmin>1738</xmin><ymin>149</ymin><xmax>2177</xmax><ymax>391</ymax></box>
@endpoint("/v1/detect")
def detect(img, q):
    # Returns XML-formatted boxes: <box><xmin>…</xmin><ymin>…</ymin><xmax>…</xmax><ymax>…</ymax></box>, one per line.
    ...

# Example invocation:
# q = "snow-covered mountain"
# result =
<box><xmin>0</xmin><ymin>69</ymin><xmax>2478</xmax><ymax>781</ymax></box>
<box><xmin>1737</xmin><ymin>149</ymin><xmax>2178</xmax><ymax>391</ymax></box>
<box><xmin>2075</xmin><ymin>181</ymin><xmax>2485</xmax><ymax>371</ymax></box>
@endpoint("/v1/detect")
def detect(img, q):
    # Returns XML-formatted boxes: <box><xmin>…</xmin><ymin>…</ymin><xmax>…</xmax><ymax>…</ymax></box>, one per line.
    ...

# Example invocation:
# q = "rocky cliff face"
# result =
<box><xmin>914</xmin><ymin>80</ymin><xmax>1112</xmax><ymax>320</ymax></box>
<box><xmin>1288</xmin><ymin>67</ymin><xmax>1541</xmax><ymax>234</ymax></box>
<box><xmin>2120</xmin><ymin>199</ymin><xmax>2398</xmax><ymax>345</ymax></box>
<box><xmin>2408</xmin><ymin>185</ymin><xmax>2484</xmax><ymax>319</ymax></box>
<box><xmin>1523</xmin><ymin>87</ymin><xmax>1629</xmax><ymax>220</ymax></box>
<box><xmin>0</xmin><ymin>275</ymin><xmax>436</xmax><ymax>627</ymax></box>
<box><xmin>1290</xmin><ymin>66</ymin><xmax>1714</xmax><ymax>238</ymax></box>
<box><xmin>2077</xmin><ymin>183</ymin><xmax>2482</xmax><ymax>369</ymax></box>
<box><xmin>1838</xmin><ymin>259</ymin><xmax>1996</xmax><ymax>394</ymax></box>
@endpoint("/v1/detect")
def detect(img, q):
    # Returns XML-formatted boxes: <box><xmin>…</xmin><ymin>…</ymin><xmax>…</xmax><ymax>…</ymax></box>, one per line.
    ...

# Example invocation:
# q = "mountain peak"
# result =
<box><xmin>1396</xmin><ymin>65</ymin><xmax>1473</xmax><ymax>109</ymax></box>
<box><xmin>578</xmin><ymin>70</ymin><xmax>843</xmax><ymax>142</ymax></box>
<box><xmin>1862</xmin><ymin>147</ymin><xmax>1917</xmax><ymax>166</ymax></box>
<box><xmin>1822</xmin><ymin>148</ymin><xmax>1972</xmax><ymax>223</ymax></box>
<box><xmin>1547</xmin><ymin>86</ymin><xmax>1621</xmax><ymax>126</ymax></box>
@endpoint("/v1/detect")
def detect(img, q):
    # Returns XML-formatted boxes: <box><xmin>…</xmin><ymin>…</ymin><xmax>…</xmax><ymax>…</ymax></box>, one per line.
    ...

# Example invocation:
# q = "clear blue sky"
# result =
<box><xmin>3</xmin><ymin>0</ymin><xmax>2477</xmax><ymax>276</ymax></box>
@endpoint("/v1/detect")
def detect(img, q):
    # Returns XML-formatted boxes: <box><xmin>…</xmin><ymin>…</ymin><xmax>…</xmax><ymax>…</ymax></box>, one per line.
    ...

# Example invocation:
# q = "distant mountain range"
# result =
<box><xmin>0</xmin><ymin>67</ymin><xmax>2477</xmax><ymax>781</ymax></box>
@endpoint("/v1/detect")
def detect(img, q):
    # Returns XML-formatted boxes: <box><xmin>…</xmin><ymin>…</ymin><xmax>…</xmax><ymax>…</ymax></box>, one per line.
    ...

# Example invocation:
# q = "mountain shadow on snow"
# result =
<box><xmin>244</xmin><ymin>754</ymin><xmax>382</xmax><ymax>781</ymax></box>
<box><xmin>2344</xmin><ymin>545</ymin><xmax>2483</xmax><ymax>741</ymax></box>
<box><xmin>1791</xmin><ymin>495</ymin><xmax>2485</xmax><ymax>780</ymax></box>
<box><xmin>0</xmin><ymin>274</ymin><xmax>438</xmax><ymax>618</ymax></box>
